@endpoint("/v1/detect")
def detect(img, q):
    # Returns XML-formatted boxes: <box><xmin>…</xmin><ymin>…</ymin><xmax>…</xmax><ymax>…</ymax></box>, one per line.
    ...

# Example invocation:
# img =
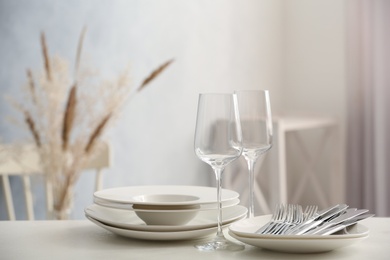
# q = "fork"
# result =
<box><xmin>255</xmin><ymin>204</ymin><xmax>286</xmax><ymax>234</ymax></box>
<box><xmin>275</xmin><ymin>204</ymin><xmax>314</xmax><ymax>235</ymax></box>
<box><xmin>279</xmin><ymin>205</ymin><xmax>317</xmax><ymax>234</ymax></box>
<box><xmin>256</xmin><ymin>204</ymin><xmax>318</xmax><ymax>235</ymax></box>
<box><xmin>271</xmin><ymin>204</ymin><xmax>301</xmax><ymax>235</ymax></box>
<box><xmin>270</xmin><ymin>204</ymin><xmax>317</xmax><ymax>235</ymax></box>
<box><xmin>261</xmin><ymin>204</ymin><xmax>303</xmax><ymax>235</ymax></box>
<box><xmin>303</xmin><ymin>205</ymin><xmax>318</xmax><ymax>221</ymax></box>
<box><xmin>266</xmin><ymin>204</ymin><xmax>292</xmax><ymax>235</ymax></box>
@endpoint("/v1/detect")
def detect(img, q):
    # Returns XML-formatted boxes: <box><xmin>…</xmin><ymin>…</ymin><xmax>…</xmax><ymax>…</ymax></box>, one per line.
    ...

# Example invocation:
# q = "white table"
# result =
<box><xmin>1</xmin><ymin>217</ymin><xmax>389</xmax><ymax>260</ymax></box>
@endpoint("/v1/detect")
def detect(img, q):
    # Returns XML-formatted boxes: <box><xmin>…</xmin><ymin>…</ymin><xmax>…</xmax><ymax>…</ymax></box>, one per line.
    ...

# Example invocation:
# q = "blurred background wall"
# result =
<box><xmin>0</xmin><ymin>0</ymin><xmax>347</xmax><ymax>219</ymax></box>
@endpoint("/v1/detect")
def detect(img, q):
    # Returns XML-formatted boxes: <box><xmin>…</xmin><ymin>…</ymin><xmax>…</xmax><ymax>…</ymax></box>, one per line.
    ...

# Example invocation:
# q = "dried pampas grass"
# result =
<box><xmin>11</xmin><ymin>29</ymin><xmax>173</xmax><ymax>218</ymax></box>
<box><xmin>40</xmin><ymin>32</ymin><xmax>52</xmax><ymax>81</ymax></box>
<box><xmin>62</xmin><ymin>84</ymin><xmax>77</xmax><ymax>150</ymax></box>
<box><xmin>138</xmin><ymin>58</ymin><xmax>174</xmax><ymax>91</ymax></box>
<box><xmin>23</xmin><ymin>110</ymin><xmax>41</xmax><ymax>148</ymax></box>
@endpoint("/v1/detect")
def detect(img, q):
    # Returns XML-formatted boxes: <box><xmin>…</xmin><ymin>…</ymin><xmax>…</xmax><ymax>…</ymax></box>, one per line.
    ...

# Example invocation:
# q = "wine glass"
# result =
<box><xmin>194</xmin><ymin>93</ymin><xmax>244</xmax><ymax>251</ymax></box>
<box><xmin>234</xmin><ymin>90</ymin><xmax>273</xmax><ymax>218</ymax></box>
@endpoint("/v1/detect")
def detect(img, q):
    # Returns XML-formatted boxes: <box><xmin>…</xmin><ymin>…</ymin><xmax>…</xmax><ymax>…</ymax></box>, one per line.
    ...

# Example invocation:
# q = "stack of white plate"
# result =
<box><xmin>228</xmin><ymin>215</ymin><xmax>370</xmax><ymax>253</ymax></box>
<box><xmin>85</xmin><ymin>185</ymin><xmax>247</xmax><ymax>241</ymax></box>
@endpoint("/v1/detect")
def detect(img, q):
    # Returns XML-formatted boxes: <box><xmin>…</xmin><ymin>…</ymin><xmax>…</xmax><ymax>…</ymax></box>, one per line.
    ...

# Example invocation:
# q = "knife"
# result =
<box><xmin>303</xmin><ymin>208</ymin><xmax>369</xmax><ymax>235</ymax></box>
<box><xmin>315</xmin><ymin>213</ymin><xmax>374</xmax><ymax>235</ymax></box>
<box><xmin>286</xmin><ymin>204</ymin><xmax>349</xmax><ymax>235</ymax></box>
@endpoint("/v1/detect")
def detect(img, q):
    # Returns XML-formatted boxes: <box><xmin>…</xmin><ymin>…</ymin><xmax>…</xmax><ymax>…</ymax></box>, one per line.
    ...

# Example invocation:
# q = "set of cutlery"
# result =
<box><xmin>256</xmin><ymin>204</ymin><xmax>374</xmax><ymax>236</ymax></box>
<box><xmin>228</xmin><ymin>204</ymin><xmax>372</xmax><ymax>253</ymax></box>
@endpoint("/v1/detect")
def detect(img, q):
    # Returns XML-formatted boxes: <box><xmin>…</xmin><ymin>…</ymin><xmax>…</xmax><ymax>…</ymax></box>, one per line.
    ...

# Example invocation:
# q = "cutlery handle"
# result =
<box><xmin>303</xmin><ymin>222</ymin><xmax>336</xmax><ymax>235</ymax></box>
<box><xmin>256</xmin><ymin>222</ymin><xmax>272</xmax><ymax>234</ymax></box>
<box><xmin>316</xmin><ymin>213</ymin><xmax>375</xmax><ymax>235</ymax></box>
<box><xmin>304</xmin><ymin>211</ymin><xmax>373</xmax><ymax>235</ymax></box>
<box><xmin>289</xmin><ymin>220</ymin><xmax>322</xmax><ymax>235</ymax></box>
<box><xmin>316</xmin><ymin>224</ymin><xmax>347</xmax><ymax>235</ymax></box>
<box><xmin>286</xmin><ymin>204</ymin><xmax>349</xmax><ymax>235</ymax></box>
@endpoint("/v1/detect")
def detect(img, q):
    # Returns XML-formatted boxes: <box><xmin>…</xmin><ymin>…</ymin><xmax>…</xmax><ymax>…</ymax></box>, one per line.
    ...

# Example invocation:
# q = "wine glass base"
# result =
<box><xmin>195</xmin><ymin>236</ymin><xmax>245</xmax><ymax>251</ymax></box>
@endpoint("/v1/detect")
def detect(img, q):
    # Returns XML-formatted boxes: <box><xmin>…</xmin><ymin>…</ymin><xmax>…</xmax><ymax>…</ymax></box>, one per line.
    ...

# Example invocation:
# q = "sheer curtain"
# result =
<box><xmin>346</xmin><ymin>0</ymin><xmax>390</xmax><ymax>216</ymax></box>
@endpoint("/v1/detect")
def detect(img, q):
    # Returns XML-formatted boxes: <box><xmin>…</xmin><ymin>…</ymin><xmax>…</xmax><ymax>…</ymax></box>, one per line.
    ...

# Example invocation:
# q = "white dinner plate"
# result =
<box><xmin>85</xmin><ymin>204</ymin><xmax>248</xmax><ymax>232</ymax></box>
<box><xmin>229</xmin><ymin>231</ymin><xmax>368</xmax><ymax>253</ymax></box>
<box><xmin>87</xmin><ymin>215</ymin><xmax>246</xmax><ymax>241</ymax></box>
<box><xmin>94</xmin><ymin>185</ymin><xmax>239</xmax><ymax>206</ymax></box>
<box><xmin>228</xmin><ymin>215</ymin><xmax>369</xmax><ymax>253</ymax></box>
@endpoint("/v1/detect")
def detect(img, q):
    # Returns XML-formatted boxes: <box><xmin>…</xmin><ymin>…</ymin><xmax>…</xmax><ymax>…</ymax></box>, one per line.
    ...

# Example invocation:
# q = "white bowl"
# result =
<box><xmin>132</xmin><ymin>194</ymin><xmax>200</xmax><ymax>206</ymax></box>
<box><xmin>132</xmin><ymin>194</ymin><xmax>201</xmax><ymax>225</ymax></box>
<box><xmin>134</xmin><ymin>208</ymin><xmax>200</xmax><ymax>226</ymax></box>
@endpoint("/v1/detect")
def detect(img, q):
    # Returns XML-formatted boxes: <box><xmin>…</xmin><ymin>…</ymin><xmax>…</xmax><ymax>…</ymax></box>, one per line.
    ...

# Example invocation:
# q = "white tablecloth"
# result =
<box><xmin>1</xmin><ymin>217</ymin><xmax>389</xmax><ymax>260</ymax></box>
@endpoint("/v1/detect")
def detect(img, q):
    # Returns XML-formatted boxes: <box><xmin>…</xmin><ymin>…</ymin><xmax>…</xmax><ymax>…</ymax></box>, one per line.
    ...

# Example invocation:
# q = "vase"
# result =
<box><xmin>48</xmin><ymin>182</ymin><xmax>74</xmax><ymax>220</ymax></box>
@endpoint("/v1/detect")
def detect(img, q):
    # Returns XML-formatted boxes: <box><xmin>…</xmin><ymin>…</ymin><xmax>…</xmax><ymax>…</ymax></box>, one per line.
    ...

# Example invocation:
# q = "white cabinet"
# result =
<box><xmin>224</xmin><ymin>116</ymin><xmax>342</xmax><ymax>215</ymax></box>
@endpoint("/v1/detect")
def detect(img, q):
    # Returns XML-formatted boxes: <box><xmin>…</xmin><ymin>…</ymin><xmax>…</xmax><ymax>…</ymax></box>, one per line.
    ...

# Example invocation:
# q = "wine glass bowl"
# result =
<box><xmin>194</xmin><ymin>93</ymin><xmax>244</xmax><ymax>251</ymax></box>
<box><xmin>240</xmin><ymin>120</ymin><xmax>272</xmax><ymax>160</ymax></box>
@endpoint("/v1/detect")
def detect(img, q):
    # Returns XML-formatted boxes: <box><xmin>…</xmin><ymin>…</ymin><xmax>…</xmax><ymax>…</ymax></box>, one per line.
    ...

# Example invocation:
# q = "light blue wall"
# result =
<box><xmin>0</xmin><ymin>0</ymin><xmax>283</xmax><ymax>219</ymax></box>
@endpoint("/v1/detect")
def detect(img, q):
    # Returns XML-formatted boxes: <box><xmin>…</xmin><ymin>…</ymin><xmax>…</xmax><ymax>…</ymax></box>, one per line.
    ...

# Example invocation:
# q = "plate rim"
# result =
<box><xmin>85</xmin><ymin>204</ymin><xmax>248</xmax><ymax>232</ymax></box>
<box><xmin>93</xmin><ymin>197</ymin><xmax>240</xmax><ymax>211</ymax></box>
<box><xmin>87</xmin><ymin>215</ymin><xmax>246</xmax><ymax>241</ymax></box>
<box><xmin>228</xmin><ymin>230</ymin><xmax>369</xmax><ymax>253</ymax></box>
<box><xmin>93</xmin><ymin>185</ymin><xmax>239</xmax><ymax>206</ymax></box>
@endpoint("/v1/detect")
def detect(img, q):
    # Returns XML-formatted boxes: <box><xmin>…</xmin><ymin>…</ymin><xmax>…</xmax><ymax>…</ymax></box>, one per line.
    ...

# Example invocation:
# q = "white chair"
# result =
<box><xmin>0</xmin><ymin>142</ymin><xmax>111</xmax><ymax>220</ymax></box>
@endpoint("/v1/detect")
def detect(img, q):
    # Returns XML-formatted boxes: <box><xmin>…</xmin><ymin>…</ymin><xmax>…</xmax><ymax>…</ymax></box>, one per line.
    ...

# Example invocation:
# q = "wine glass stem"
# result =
<box><xmin>213</xmin><ymin>167</ymin><xmax>224</xmax><ymax>239</ymax></box>
<box><xmin>246</xmin><ymin>159</ymin><xmax>256</xmax><ymax>218</ymax></box>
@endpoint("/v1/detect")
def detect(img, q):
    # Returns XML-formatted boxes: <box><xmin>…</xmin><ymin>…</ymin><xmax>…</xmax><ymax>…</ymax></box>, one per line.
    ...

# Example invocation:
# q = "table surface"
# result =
<box><xmin>1</xmin><ymin>217</ymin><xmax>389</xmax><ymax>260</ymax></box>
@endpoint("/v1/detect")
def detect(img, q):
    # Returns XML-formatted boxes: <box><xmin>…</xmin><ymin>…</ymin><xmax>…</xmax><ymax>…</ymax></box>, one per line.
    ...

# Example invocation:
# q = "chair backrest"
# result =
<box><xmin>0</xmin><ymin>142</ymin><xmax>111</xmax><ymax>220</ymax></box>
